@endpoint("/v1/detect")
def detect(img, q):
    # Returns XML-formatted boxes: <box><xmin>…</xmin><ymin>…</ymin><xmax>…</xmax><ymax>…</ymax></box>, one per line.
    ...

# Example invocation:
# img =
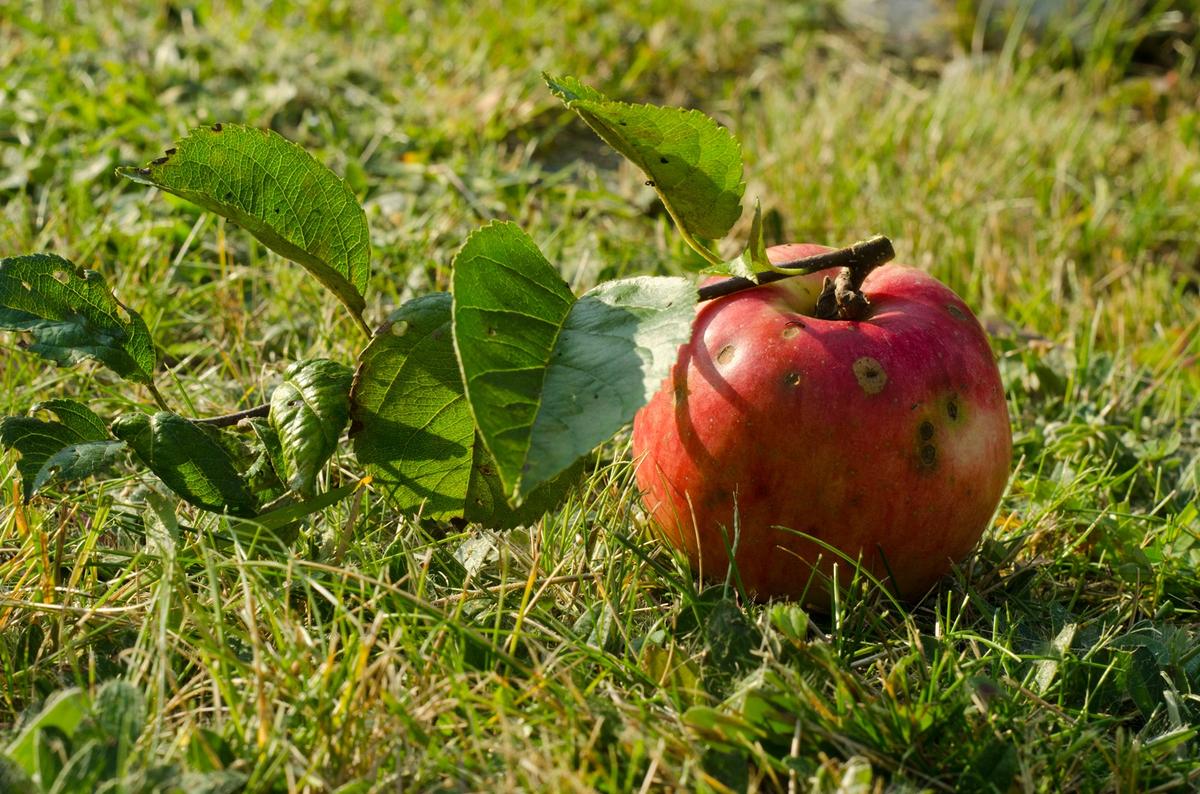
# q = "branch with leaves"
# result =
<box><xmin>1</xmin><ymin>75</ymin><xmax>891</xmax><ymax>534</ymax></box>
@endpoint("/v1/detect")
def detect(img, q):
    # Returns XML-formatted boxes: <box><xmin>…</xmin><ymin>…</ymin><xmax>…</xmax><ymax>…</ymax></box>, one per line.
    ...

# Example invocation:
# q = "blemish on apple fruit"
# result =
<box><xmin>919</xmin><ymin>443</ymin><xmax>937</xmax><ymax>468</ymax></box>
<box><xmin>852</xmin><ymin>357</ymin><xmax>887</xmax><ymax>394</ymax></box>
<box><xmin>947</xmin><ymin>400</ymin><xmax>959</xmax><ymax>420</ymax></box>
<box><xmin>781</xmin><ymin>322</ymin><xmax>803</xmax><ymax>339</ymax></box>
<box><xmin>919</xmin><ymin>420</ymin><xmax>934</xmax><ymax>441</ymax></box>
<box><xmin>784</xmin><ymin>371</ymin><xmax>801</xmax><ymax>387</ymax></box>
<box><xmin>716</xmin><ymin>344</ymin><xmax>735</xmax><ymax>365</ymax></box>
<box><xmin>946</xmin><ymin>303</ymin><xmax>968</xmax><ymax>321</ymax></box>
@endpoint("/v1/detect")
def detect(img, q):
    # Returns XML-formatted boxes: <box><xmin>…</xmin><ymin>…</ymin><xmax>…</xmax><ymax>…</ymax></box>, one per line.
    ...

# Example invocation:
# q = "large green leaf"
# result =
<box><xmin>112</xmin><ymin>412</ymin><xmax>258</xmax><ymax>517</ymax></box>
<box><xmin>269</xmin><ymin>358</ymin><xmax>353</xmax><ymax>496</ymax></box>
<box><xmin>350</xmin><ymin>292</ymin><xmax>576</xmax><ymax>526</ymax></box>
<box><xmin>0</xmin><ymin>400</ymin><xmax>124</xmax><ymax>501</ymax></box>
<box><xmin>452</xmin><ymin>221</ymin><xmax>696</xmax><ymax>503</ymax></box>
<box><xmin>117</xmin><ymin>124</ymin><xmax>370</xmax><ymax>322</ymax></box>
<box><xmin>0</xmin><ymin>253</ymin><xmax>156</xmax><ymax>383</ymax></box>
<box><xmin>546</xmin><ymin>74</ymin><xmax>744</xmax><ymax>247</ymax></box>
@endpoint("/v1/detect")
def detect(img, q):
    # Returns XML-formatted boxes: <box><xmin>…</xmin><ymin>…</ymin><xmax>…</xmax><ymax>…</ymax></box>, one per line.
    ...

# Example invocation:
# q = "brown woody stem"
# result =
<box><xmin>697</xmin><ymin>235</ymin><xmax>895</xmax><ymax>314</ymax></box>
<box><xmin>191</xmin><ymin>403</ymin><xmax>270</xmax><ymax>427</ymax></box>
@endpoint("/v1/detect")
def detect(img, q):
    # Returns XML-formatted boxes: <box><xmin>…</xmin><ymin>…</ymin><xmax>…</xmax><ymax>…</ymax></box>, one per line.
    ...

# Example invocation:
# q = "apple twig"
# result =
<box><xmin>697</xmin><ymin>235</ymin><xmax>895</xmax><ymax>309</ymax></box>
<box><xmin>191</xmin><ymin>403</ymin><xmax>270</xmax><ymax>427</ymax></box>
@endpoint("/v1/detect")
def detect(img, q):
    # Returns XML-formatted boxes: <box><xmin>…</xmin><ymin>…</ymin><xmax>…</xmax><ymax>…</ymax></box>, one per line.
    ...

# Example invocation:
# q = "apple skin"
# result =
<box><xmin>631</xmin><ymin>244</ymin><xmax>1012</xmax><ymax>605</ymax></box>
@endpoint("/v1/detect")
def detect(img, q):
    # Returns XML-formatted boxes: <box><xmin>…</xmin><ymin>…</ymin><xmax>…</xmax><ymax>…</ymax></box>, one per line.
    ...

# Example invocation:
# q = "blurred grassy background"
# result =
<box><xmin>1</xmin><ymin>1</ymin><xmax>1198</xmax><ymax>791</ymax></box>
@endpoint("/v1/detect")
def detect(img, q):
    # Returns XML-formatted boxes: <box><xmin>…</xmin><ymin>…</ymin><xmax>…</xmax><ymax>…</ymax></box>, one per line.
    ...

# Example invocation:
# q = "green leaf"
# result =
<box><xmin>0</xmin><ymin>253</ymin><xmax>157</xmax><ymax>383</ymax></box>
<box><xmin>269</xmin><ymin>358</ymin><xmax>353</xmax><ymax>496</ymax></box>
<box><xmin>452</xmin><ymin>221</ymin><xmax>695</xmax><ymax>503</ymax></box>
<box><xmin>112</xmin><ymin>412</ymin><xmax>258</xmax><ymax>517</ymax></box>
<box><xmin>90</xmin><ymin>680</ymin><xmax>144</xmax><ymax>757</ymax></box>
<box><xmin>244</xmin><ymin>418</ymin><xmax>287</xmax><ymax>503</ymax></box>
<box><xmin>117</xmin><ymin>124</ymin><xmax>370</xmax><ymax>323</ymax></box>
<box><xmin>350</xmin><ymin>293</ymin><xmax>577</xmax><ymax>526</ymax></box>
<box><xmin>707</xmin><ymin>198</ymin><xmax>768</xmax><ymax>279</ymax></box>
<box><xmin>351</xmin><ymin>293</ymin><xmax>476</xmax><ymax>520</ymax></box>
<box><xmin>4</xmin><ymin>687</ymin><xmax>89</xmax><ymax>775</ymax></box>
<box><xmin>0</xmin><ymin>400</ymin><xmax>122</xmax><ymax>501</ymax></box>
<box><xmin>546</xmin><ymin>73</ymin><xmax>744</xmax><ymax>250</ymax></box>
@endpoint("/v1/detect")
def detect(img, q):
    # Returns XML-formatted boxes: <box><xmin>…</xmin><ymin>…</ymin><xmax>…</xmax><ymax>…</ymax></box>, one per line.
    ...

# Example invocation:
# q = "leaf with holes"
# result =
<box><xmin>351</xmin><ymin>292</ymin><xmax>578</xmax><ymax>526</ymax></box>
<box><xmin>546</xmin><ymin>74</ymin><xmax>744</xmax><ymax>255</ymax></box>
<box><xmin>0</xmin><ymin>400</ymin><xmax>124</xmax><ymax>501</ymax></box>
<box><xmin>0</xmin><ymin>253</ymin><xmax>156</xmax><ymax>383</ymax></box>
<box><xmin>269</xmin><ymin>358</ymin><xmax>353</xmax><ymax>496</ymax></box>
<box><xmin>451</xmin><ymin>221</ymin><xmax>695</xmax><ymax>503</ymax></box>
<box><xmin>112</xmin><ymin>412</ymin><xmax>258</xmax><ymax>517</ymax></box>
<box><xmin>117</xmin><ymin>124</ymin><xmax>371</xmax><ymax>324</ymax></box>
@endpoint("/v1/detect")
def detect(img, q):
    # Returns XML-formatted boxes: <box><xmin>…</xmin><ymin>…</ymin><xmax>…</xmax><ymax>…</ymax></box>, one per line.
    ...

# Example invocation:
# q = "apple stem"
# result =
<box><xmin>697</xmin><ymin>235</ymin><xmax>895</xmax><ymax>311</ymax></box>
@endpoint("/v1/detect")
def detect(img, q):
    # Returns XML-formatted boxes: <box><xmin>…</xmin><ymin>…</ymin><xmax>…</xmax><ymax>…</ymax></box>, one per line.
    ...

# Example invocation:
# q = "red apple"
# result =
<box><xmin>631</xmin><ymin>243</ymin><xmax>1011</xmax><ymax>605</ymax></box>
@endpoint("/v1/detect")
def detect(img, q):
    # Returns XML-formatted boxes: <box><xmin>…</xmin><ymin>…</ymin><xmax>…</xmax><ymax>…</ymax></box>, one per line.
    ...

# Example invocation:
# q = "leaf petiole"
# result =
<box><xmin>696</xmin><ymin>235</ymin><xmax>895</xmax><ymax>304</ymax></box>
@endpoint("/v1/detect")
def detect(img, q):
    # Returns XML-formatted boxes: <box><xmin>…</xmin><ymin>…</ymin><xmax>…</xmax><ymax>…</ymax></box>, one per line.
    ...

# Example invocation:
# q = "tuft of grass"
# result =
<box><xmin>2</xmin><ymin>1</ymin><xmax>1198</xmax><ymax>791</ymax></box>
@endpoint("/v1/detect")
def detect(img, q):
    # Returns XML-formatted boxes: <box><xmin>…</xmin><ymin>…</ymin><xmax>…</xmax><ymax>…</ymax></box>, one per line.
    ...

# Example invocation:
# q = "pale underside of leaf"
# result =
<box><xmin>523</xmin><ymin>276</ymin><xmax>696</xmax><ymax>492</ymax></box>
<box><xmin>452</xmin><ymin>221</ymin><xmax>696</xmax><ymax>503</ymax></box>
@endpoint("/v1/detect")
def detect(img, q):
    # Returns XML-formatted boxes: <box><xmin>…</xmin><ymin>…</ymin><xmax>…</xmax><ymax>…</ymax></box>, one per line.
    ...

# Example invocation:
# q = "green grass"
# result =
<box><xmin>2</xmin><ymin>0</ymin><xmax>1198</xmax><ymax>791</ymax></box>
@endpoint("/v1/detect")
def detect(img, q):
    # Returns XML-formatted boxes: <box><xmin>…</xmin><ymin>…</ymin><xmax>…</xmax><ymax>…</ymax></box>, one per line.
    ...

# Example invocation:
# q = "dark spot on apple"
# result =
<box><xmin>920</xmin><ymin>443</ymin><xmax>937</xmax><ymax>467</ymax></box>
<box><xmin>784</xmin><ymin>371</ymin><xmax>801</xmax><ymax>387</ymax></box>
<box><xmin>947</xmin><ymin>400</ymin><xmax>959</xmax><ymax>420</ymax></box>
<box><xmin>782</xmin><ymin>322</ymin><xmax>803</xmax><ymax>339</ymax></box>
<box><xmin>852</xmin><ymin>357</ymin><xmax>887</xmax><ymax>394</ymax></box>
<box><xmin>919</xmin><ymin>420</ymin><xmax>934</xmax><ymax>441</ymax></box>
<box><xmin>946</xmin><ymin>303</ymin><xmax>967</xmax><ymax>321</ymax></box>
<box><xmin>716</xmin><ymin>344</ymin><xmax>735</xmax><ymax>365</ymax></box>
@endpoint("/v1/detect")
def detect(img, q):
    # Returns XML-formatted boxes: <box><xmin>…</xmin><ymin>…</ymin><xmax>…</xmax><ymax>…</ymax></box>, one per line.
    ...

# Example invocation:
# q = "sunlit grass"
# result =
<box><xmin>1</xmin><ymin>1</ymin><xmax>1198</xmax><ymax>791</ymax></box>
